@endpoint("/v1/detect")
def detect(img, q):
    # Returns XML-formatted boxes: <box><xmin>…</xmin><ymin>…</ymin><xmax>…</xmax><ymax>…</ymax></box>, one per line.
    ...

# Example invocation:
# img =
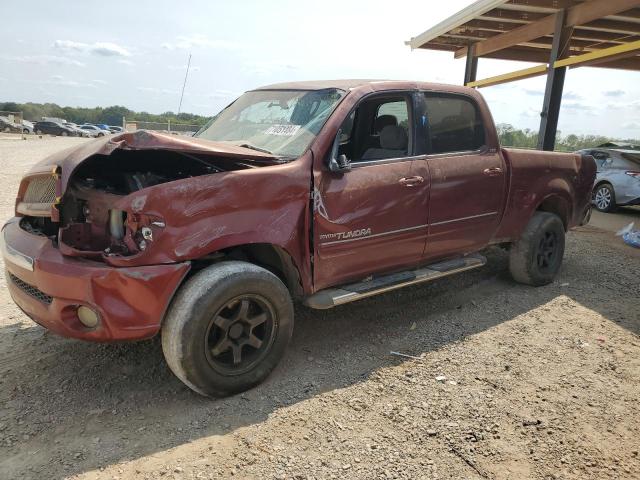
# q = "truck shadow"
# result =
<box><xmin>0</xmin><ymin>230</ymin><xmax>638</xmax><ymax>479</ymax></box>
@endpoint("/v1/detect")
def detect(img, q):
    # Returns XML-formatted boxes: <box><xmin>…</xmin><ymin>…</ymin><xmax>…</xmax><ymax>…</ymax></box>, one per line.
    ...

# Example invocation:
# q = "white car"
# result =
<box><xmin>64</xmin><ymin>123</ymin><xmax>92</xmax><ymax>138</ymax></box>
<box><xmin>80</xmin><ymin>124</ymin><xmax>110</xmax><ymax>137</ymax></box>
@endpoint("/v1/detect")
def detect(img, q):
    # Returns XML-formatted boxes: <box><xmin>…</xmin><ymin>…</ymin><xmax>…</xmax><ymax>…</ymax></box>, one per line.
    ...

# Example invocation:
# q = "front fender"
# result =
<box><xmin>103</xmin><ymin>152</ymin><xmax>313</xmax><ymax>286</ymax></box>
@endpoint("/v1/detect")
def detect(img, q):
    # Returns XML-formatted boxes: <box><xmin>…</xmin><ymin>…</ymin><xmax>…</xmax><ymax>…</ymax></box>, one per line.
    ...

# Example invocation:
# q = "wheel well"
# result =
<box><xmin>594</xmin><ymin>180</ymin><xmax>613</xmax><ymax>189</ymax></box>
<box><xmin>192</xmin><ymin>243</ymin><xmax>304</xmax><ymax>299</ymax></box>
<box><xmin>537</xmin><ymin>196</ymin><xmax>570</xmax><ymax>230</ymax></box>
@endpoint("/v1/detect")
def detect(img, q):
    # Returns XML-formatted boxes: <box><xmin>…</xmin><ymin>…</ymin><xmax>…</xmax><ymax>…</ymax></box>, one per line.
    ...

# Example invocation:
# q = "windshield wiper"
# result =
<box><xmin>238</xmin><ymin>143</ymin><xmax>273</xmax><ymax>155</ymax></box>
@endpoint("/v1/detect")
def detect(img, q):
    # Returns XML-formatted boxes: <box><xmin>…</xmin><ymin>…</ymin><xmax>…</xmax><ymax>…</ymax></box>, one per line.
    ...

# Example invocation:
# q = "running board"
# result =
<box><xmin>304</xmin><ymin>254</ymin><xmax>487</xmax><ymax>310</ymax></box>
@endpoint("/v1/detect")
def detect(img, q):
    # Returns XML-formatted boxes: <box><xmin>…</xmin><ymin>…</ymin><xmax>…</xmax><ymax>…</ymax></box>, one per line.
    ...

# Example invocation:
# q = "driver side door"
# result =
<box><xmin>312</xmin><ymin>92</ymin><xmax>429</xmax><ymax>290</ymax></box>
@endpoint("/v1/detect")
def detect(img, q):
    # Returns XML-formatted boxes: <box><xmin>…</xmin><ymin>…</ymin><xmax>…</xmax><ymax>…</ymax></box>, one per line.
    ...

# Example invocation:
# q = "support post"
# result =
<box><xmin>464</xmin><ymin>44</ymin><xmax>478</xmax><ymax>85</ymax></box>
<box><xmin>537</xmin><ymin>10</ymin><xmax>573</xmax><ymax>151</ymax></box>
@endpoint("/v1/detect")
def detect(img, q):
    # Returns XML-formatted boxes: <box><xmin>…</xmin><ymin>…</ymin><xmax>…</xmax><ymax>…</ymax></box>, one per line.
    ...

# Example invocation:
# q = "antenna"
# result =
<box><xmin>177</xmin><ymin>53</ymin><xmax>192</xmax><ymax>115</ymax></box>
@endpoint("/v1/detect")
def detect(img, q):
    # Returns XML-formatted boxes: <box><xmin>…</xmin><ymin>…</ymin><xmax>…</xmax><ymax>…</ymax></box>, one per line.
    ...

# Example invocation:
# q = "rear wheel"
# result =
<box><xmin>593</xmin><ymin>183</ymin><xmax>616</xmax><ymax>212</ymax></box>
<box><xmin>36</xmin><ymin>129</ymin><xmax>43</xmax><ymax>135</ymax></box>
<box><xmin>162</xmin><ymin>261</ymin><xmax>294</xmax><ymax>397</ymax></box>
<box><xmin>509</xmin><ymin>212</ymin><xmax>565</xmax><ymax>286</ymax></box>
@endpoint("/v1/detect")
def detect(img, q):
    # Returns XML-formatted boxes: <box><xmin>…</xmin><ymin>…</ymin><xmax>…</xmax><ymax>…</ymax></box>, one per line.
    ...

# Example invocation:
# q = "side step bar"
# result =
<box><xmin>304</xmin><ymin>253</ymin><xmax>486</xmax><ymax>310</ymax></box>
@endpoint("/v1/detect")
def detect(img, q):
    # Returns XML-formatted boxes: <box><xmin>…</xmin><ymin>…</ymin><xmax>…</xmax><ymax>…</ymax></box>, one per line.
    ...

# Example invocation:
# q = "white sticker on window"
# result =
<box><xmin>264</xmin><ymin>124</ymin><xmax>300</xmax><ymax>136</ymax></box>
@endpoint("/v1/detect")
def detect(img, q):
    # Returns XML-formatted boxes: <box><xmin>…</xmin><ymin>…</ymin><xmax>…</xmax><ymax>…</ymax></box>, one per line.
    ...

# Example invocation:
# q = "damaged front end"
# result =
<box><xmin>16</xmin><ymin>131</ymin><xmax>282</xmax><ymax>266</ymax></box>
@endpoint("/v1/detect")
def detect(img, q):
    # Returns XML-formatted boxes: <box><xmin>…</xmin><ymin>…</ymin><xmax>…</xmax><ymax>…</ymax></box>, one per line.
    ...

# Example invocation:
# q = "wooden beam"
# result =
<box><xmin>479</xmin><ymin>9</ymin><xmax>547</xmax><ymax>23</ymax></box>
<box><xmin>483</xmin><ymin>46</ymin><xmax>556</xmax><ymax>62</ymax></box>
<box><xmin>505</xmin><ymin>0</ymin><xmax>578</xmax><ymax>8</ymax></box>
<box><xmin>566</xmin><ymin>0</ymin><xmax>640</xmax><ymax>26</ymax></box>
<box><xmin>455</xmin><ymin>15</ymin><xmax>555</xmax><ymax>58</ymax></box>
<box><xmin>466</xmin><ymin>64</ymin><xmax>549</xmax><ymax>88</ymax></box>
<box><xmin>462</xmin><ymin>18</ymin><xmax>640</xmax><ymax>43</ymax></box>
<box><xmin>595</xmin><ymin>55</ymin><xmax>640</xmax><ymax>70</ymax></box>
<box><xmin>457</xmin><ymin>0</ymin><xmax>640</xmax><ymax>58</ymax></box>
<box><xmin>553</xmin><ymin>38</ymin><xmax>640</xmax><ymax>67</ymax></box>
<box><xmin>578</xmin><ymin>19</ymin><xmax>640</xmax><ymax>35</ymax></box>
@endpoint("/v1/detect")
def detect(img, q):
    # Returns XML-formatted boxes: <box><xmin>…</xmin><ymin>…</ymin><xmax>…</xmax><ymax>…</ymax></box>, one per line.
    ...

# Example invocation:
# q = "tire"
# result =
<box><xmin>162</xmin><ymin>261</ymin><xmax>294</xmax><ymax>397</ymax></box>
<box><xmin>509</xmin><ymin>212</ymin><xmax>565</xmax><ymax>286</ymax></box>
<box><xmin>23</xmin><ymin>128</ymin><xmax>29</xmax><ymax>134</ymax></box>
<box><xmin>593</xmin><ymin>183</ymin><xmax>617</xmax><ymax>213</ymax></box>
<box><xmin>36</xmin><ymin>129</ymin><xmax>43</xmax><ymax>135</ymax></box>
<box><xmin>98</xmin><ymin>133</ymin><xmax>104</xmax><ymax>137</ymax></box>
<box><xmin>61</xmin><ymin>131</ymin><xmax>68</xmax><ymax>137</ymax></box>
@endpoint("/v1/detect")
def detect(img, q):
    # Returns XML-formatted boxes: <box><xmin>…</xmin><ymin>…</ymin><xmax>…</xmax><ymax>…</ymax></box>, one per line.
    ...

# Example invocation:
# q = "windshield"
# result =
<box><xmin>195</xmin><ymin>88</ymin><xmax>345</xmax><ymax>158</ymax></box>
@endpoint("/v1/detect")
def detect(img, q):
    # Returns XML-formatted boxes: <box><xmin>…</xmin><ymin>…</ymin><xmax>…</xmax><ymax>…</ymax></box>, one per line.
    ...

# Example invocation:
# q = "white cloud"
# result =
<box><xmin>91</xmin><ymin>79</ymin><xmax>107</xmax><ymax>85</ymax></box>
<box><xmin>622</xmin><ymin>122</ymin><xmax>640</xmax><ymax>130</ymax></box>
<box><xmin>161</xmin><ymin>34</ymin><xmax>237</xmax><ymax>51</ymax></box>
<box><xmin>0</xmin><ymin>54</ymin><xmax>85</xmax><ymax>67</ymax></box>
<box><xmin>563</xmin><ymin>102</ymin><xmax>593</xmax><ymax>112</ymax></box>
<box><xmin>136</xmin><ymin>86</ymin><xmax>179</xmax><ymax>95</ymax></box>
<box><xmin>563</xmin><ymin>91</ymin><xmax>582</xmax><ymax>100</ymax></box>
<box><xmin>117</xmin><ymin>59</ymin><xmax>134</xmax><ymax>66</ymax></box>
<box><xmin>603</xmin><ymin>89</ymin><xmax>625</xmax><ymax>97</ymax></box>
<box><xmin>54</xmin><ymin>40</ymin><xmax>132</xmax><ymax>57</ymax></box>
<box><xmin>167</xmin><ymin>64</ymin><xmax>201</xmax><ymax>72</ymax></box>
<box><xmin>45</xmin><ymin>75</ymin><xmax>97</xmax><ymax>88</ymax></box>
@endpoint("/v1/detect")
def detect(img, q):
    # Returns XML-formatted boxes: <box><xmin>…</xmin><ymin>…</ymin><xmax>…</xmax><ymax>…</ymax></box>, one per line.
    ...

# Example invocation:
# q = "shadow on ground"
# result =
<box><xmin>0</xmin><ymin>228</ymin><xmax>638</xmax><ymax>479</ymax></box>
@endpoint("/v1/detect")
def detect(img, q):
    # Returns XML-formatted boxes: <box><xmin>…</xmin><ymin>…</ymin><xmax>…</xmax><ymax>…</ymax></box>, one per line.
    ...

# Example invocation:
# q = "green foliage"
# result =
<box><xmin>496</xmin><ymin>123</ymin><xmax>639</xmax><ymax>152</ymax></box>
<box><xmin>0</xmin><ymin>101</ymin><xmax>210</xmax><ymax>127</ymax></box>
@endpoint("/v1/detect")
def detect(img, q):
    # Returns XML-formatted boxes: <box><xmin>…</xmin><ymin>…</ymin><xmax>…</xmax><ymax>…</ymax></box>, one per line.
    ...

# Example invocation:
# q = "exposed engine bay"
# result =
<box><xmin>20</xmin><ymin>148</ymin><xmax>270</xmax><ymax>261</ymax></box>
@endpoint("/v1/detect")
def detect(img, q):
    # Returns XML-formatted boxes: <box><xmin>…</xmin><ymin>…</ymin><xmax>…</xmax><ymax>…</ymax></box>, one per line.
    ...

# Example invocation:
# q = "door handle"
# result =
<box><xmin>399</xmin><ymin>176</ymin><xmax>424</xmax><ymax>187</ymax></box>
<box><xmin>483</xmin><ymin>167</ymin><xmax>503</xmax><ymax>176</ymax></box>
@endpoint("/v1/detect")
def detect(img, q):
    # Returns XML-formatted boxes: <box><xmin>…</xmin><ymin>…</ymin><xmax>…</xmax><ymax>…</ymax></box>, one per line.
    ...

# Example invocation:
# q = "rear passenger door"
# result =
<box><xmin>419</xmin><ymin>93</ymin><xmax>506</xmax><ymax>261</ymax></box>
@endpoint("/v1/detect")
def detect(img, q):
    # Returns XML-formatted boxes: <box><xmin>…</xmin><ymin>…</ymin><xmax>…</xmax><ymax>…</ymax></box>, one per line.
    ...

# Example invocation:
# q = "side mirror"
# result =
<box><xmin>329</xmin><ymin>154</ymin><xmax>351</xmax><ymax>173</ymax></box>
<box><xmin>327</xmin><ymin>128</ymin><xmax>351</xmax><ymax>173</ymax></box>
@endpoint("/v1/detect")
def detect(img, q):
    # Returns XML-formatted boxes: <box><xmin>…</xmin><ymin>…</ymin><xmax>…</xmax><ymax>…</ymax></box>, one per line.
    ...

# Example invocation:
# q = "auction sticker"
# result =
<box><xmin>265</xmin><ymin>124</ymin><xmax>300</xmax><ymax>136</ymax></box>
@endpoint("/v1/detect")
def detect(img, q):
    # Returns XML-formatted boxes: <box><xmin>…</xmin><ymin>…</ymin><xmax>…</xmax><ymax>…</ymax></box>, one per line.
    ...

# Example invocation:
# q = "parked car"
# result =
<box><xmin>0</xmin><ymin>116</ymin><xmax>25</xmax><ymax>133</ymax></box>
<box><xmin>80</xmin><ymin>124</ymin><xmax>109</xmax><ymax>137</ymax></box>
<box><xmin>2</xmin><ymin>80</ymin><xmax>595</xmax><ymax>397</ymax></box>
<box><xmin>108</xmin><ymin>126</ymin><xmax>124</xmax><ymax>133</ymax></box>
<box><xmin>64</xmin><ymin>122</ymin><xmax>92</xmax><ymax>138</ymax></box>
<box><xmin>33</xmin><ymin>121</ymin><xmax>77</xmax><ymax>136</ymax></box>
<box><xmin>94</xmin><ymin>123</ymin><xmax>111</xmax><ymax>132</ymax></box>
<box><xmin>577</xmin><ymin>147</ymin><xmax>640</xmax><ymax>212</ymax></box>
<box><xmin>21</xmin><ymin>120</ymin><xmax>34</xmax><ymax>134</ymax></box>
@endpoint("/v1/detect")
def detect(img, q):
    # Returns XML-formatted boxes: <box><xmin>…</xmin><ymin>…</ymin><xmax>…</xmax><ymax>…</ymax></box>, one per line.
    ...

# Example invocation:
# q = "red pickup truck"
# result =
<box><xmin>2</xmin><ymin>80</ymin><xmax>595</xmax><ymax>396</ymax></box>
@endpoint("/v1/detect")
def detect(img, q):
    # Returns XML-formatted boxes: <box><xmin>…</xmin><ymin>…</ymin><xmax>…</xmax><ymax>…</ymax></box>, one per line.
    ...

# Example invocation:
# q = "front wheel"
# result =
<box><xmin>162</xmin><ymin>261</ymin><xmax>294</xmax><ymax>397</ymax></box>
<box><xmin>509</xmin><ymin>212</ymin><xmax>565</xmax><ymax>286</ymax></box>
<box><xmin>61</xmin><ymin>131</ymin><xmax>68</xmax><ymax>137</ymax></box>
<box><xmin>593</xmin><ymin>183</ymin><xmax>616</xmax><ymax>212</ymax></box>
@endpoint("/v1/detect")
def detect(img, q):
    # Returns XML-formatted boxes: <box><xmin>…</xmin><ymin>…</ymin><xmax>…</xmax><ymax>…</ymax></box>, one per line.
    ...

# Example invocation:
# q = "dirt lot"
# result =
<box><xmin>1</xmin><ymin>136</ymin><xmax>639</xmax><ymax>480</ymax></box>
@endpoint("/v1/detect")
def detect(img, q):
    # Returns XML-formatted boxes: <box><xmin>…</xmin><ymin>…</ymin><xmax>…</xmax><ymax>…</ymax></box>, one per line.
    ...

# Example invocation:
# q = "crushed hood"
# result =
<box><xmin>27</xmin><ymin>130</ymin><xmax>277</xmax><ymax>190</ymax></box>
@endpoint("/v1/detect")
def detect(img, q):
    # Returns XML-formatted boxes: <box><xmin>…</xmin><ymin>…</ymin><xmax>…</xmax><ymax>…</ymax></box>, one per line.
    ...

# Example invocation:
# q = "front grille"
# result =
<box><xmin>8</xmin><ymin>272</ymin><xmax>53</xmax><ymax>304</ymax></box>
<box><xmin>23</xmin><ymin>176</ymin><xmax>56</xmax><ymax>204</ymax></box>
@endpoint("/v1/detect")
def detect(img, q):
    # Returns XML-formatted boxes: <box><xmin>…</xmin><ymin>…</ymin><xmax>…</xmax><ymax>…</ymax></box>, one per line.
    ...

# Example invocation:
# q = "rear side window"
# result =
<box><xmin>423</xmin><ymin>94</ymin><xmax>485</xmax><ymax>154</ymax></box>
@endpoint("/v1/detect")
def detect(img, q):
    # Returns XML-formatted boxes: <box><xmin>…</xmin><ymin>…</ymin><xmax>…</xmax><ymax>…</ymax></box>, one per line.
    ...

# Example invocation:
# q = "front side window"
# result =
<box><xmin>195</xmin><ymin>89</ymin><xmax>345</xmax><ymax>158</ymax></box>
<box><xmin>337</xmin><ymin>95</ymin><xmax>412</xmax><ymax>163</ymax></box>
<box><xmin>424</xmin><ymin>94</ymin><xmax>485</xmax><ymax>154</ymax></box>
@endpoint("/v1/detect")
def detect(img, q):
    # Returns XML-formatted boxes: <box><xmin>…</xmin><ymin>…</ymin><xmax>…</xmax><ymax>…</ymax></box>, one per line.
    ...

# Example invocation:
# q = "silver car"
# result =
<box><xmin>579</xmin><ymin>147</ymin><xmax>640</xmax><ymax>212</ymax></box>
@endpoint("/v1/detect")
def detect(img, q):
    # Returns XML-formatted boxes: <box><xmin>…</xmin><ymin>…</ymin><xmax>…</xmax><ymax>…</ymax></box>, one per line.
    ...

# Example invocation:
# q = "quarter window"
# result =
<box><xmin>424</xmin><ymin>95</ymin><xmax>485</xmax><ymax>154</ymax></box>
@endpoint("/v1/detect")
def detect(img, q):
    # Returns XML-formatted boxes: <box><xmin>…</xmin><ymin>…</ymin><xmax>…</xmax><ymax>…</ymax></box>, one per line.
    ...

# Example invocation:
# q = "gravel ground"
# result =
<box><xmin>0</xmin><ymin>137</ymin><xmax>639</xmax><ymax>480</ymax></box>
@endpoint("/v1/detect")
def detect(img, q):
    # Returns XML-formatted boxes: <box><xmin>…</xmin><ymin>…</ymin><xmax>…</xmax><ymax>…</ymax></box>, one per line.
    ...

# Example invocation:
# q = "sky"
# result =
<box><xmin>0</xmin><ymin>0</ymin><xmax>638</xmax><ymax>138</ymax></box>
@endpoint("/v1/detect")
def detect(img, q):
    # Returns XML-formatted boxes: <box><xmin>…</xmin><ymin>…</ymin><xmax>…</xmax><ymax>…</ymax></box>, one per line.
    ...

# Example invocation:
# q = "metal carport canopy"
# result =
<box><xmin>406</xmin><ymin>0</ymin><xmax>640</xmax><ymax>150</ymax></box>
